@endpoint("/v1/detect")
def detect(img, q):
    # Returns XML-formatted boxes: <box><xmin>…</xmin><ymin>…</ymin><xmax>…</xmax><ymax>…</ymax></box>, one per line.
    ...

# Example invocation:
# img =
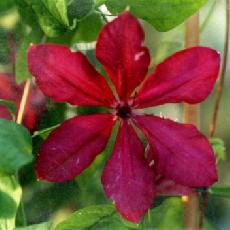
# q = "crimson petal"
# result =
<box><xmin>0</xmin><ymin>106</ymin><xmax>12</xmax><ymax>120</ymax></box>
<box><xmin>28</xmin><ymin>44</ymin><xmax>115</xmax><ymax>108</ymax></box>
<box><xmin>134</xmin><ymin>114</ymin><xmax>217</xmax><ymax>187</ymax></box>
<box><xmin>156</xmin><ymin>177</ymin><xmax>193</xmax><ymax>196</ymax></box>
<box><xmin>135</xmin><ymin>47</ymin><xmax>220</xmax><ymax>108</ymax></box>
<box><xmin>0</xmin><ymin>74</ymin><xmax>16</xmax><ymax>120</ymax></box>
<box><xmin>0</xmin><ymin>73</ymin><xmax>19</xmax><ymax>100</ymax></box>
<box><xmin>23</xmin><ymin>85</ymin><xmax>46</xmax><ymax>131</ymax></box>
<box><xmin>36</xmin><ymin>114</ymin><xmax>115</xmax><ymax>182</ymax></box>
<box><xmin>101</xmin><ymin>121</ymin><xmax>156</xmax><ymax>222</ymax></box>
<box><xmin>96</xmin><ymin>12</ymin><xmax>150</xmax><ymax>101</ymax></box>
<box><xmin>146</xmin><ymin>146</ymin><xmax>193</xmax><ymax>196</ymax></box>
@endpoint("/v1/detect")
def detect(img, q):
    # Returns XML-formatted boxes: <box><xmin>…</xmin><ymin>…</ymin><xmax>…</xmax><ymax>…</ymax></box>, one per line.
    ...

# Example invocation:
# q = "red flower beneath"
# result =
<box><xmin>28</xmin><ymin>12</ymin><xmax>220</xmax><ymax>222</ymax></box>
<box><xmin>0</xmin><ymin>73</ymin><xmax>46</xmax><ymax>131</ymax></box>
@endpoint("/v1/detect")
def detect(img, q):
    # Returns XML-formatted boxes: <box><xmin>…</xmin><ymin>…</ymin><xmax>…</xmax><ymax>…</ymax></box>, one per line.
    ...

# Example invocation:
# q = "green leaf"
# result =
<box><xmin>42</xmin><ymin>0</ymin><xmax>69</xmax><ymax>27</ymax></box>
<box><xmin>72</xmin><ymin>12</ymin><xmax>104</xmax><ymax>42</ymax></box>
<box><xmin>32</xmin><ymin>124</ymin><xmax>60</xmax><ymax>139</ymax></box>
<box><xmin>17</xmin><ymin>0</ymin><xmax>67</xmax><ymax>37</ymax></box>
<box><xmin>55</xmin><ymin>204</ymin><xmax>134</xmax><ymax>230</ymax></box>
<box><xmin>0</xmin><ymin>99</ymin><xmax>16</xmax><ymax>118</ymax></box>
<box><xmin>28</xmin><ymin>0</ymin><xmax>67</xmax><ymax>37</ymax></box>
<box><xmin>105</xmin><ymin>0</ymin><xmax>208</xmax><ymax>31</ymax></box>
<box><xmin>209</xmin><ymin>137</ymin><xmax>226</xmax><ymax>162</ymax></box>
<box><xmin>67</xmin><ymin>0</ymin><xmax>95</xmax><ymax>21</ymax></box>
<box><xmin>16</xmin><ymin>28</ymin><xmax>43</xmax><ymax>84</ymax></box>
<box><xmin>55</xmin><ymin>204</ymin><xmax>116</xmax><ymax>230</ymax></box>
<box><xmin>0</xmin><ymin>119</ymin><xmax>33</xmax><ymax>175</ymax></box>
<box><xmin>17</xmin><ymin>0</ymin><xmax>95</xmax><ymax>37</ymax></box>
<box><xmin>15</xmin><ymin>221</ymin><xmax>52</xmax><ymax>230</ymax></box>
<box><xmin>87</xmin><ymin>213</ymin><xmax>132</xmax><ymax>230</ymax></box>
<box><xmin>209</xmin><ymin>185</ymin><xmax>230</xmax><ymax>198</ymax></box>
<box><xmin>0</xmin><ymin>174</ymin><xmax>22</xmax><ymax>230</ymax></box>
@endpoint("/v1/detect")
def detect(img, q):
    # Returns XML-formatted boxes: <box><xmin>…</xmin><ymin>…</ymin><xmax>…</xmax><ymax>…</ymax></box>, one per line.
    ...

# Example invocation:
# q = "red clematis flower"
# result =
<box><xmin>28</xmin><ymin>12</ymin><xmax>220</xmax><ymax>222</ymax></box>
<box><xmin>0</xmin><ymin>73</ymin><xmax>46</xmax><ymax>131</ymax></box>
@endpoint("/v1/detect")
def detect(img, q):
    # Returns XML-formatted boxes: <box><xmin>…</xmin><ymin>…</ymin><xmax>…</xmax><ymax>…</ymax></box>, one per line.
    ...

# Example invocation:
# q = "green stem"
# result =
<box><xmin>183</xmin><ymin>13</ymin><xmax>200</xmax><ymax>230</ymax></box>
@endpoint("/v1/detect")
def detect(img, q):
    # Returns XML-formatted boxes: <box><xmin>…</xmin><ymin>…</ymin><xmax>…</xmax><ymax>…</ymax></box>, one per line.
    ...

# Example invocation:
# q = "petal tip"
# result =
<box><xmin>210</xmin><ymin>171</ymin><xmax>218</xmax><ymax>185</ymax></box>
<box><xmin>28</xmin><ymin>43</ymin><xmax>38</xmax><ymax>54</ymax></box>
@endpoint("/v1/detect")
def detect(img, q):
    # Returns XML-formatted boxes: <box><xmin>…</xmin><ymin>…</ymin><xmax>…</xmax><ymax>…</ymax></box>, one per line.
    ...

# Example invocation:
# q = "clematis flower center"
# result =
<box><xmin>116</xmin><ymin>104</ymin><xmax>132</xmax><ymax>119</ymax></box>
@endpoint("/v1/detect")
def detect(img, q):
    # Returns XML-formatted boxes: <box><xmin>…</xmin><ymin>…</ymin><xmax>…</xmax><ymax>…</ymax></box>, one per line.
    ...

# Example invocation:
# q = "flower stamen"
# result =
<box><xmin>116</xmin><ymin>104</ymin><xmax>132</xmax><ymax>119</ymax></box>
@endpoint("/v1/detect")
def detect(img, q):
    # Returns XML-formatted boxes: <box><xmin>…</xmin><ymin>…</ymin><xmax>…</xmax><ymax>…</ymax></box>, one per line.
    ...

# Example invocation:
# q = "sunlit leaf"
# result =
<box><xmin>0</xmin><ymin>174</ymin><xmax>22</xmax><ymax>230</ymax></box>
<box><xmin>16</xmin><ymin>0</ymin><xmax>67</xmax><ymax>37</ymax></box>
<box><xmin>105</xmin><ymin>0</ymin><xmax>208</xmax><ymax>31</ymax></box>
<box><xmin>28</xmin><ymin>0</ymin><xmax>67</xmax><ymax>37</ymax></box>
<box><xmin>42</xmin><ymin>0</ymin><xmax>69</xmax><ymax>26</ymax></box>
<box><xmin>0</xmin><ymin>119</ymin><xmax>33</xmax><ymax>175</ymax></box>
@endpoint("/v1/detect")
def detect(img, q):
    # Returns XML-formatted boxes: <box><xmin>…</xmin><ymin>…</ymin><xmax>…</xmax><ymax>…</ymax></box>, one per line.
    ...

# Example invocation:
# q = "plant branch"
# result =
<box><xmin>209</xmin><ymin>0</ymin><xmax>230</xmax><ymax>138</ymax></box>
<box><xmin>16</xmin><ymin>79</ymin><xmax>31</xmax><ymax>125</ymax></box>
<box><xmin>199</xmin><ymin>188</ymin><xmax>208</xmax><ymax>229</ymax></box>
<box><xmin>15</xmin><ymin>79</ymin><xmax>31</xmax><ymax>227</ymax></box>
<box><xmin>183</xmin><ymin>13</ymin><xmax>200</xmax><ymax>230</ymax></box>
